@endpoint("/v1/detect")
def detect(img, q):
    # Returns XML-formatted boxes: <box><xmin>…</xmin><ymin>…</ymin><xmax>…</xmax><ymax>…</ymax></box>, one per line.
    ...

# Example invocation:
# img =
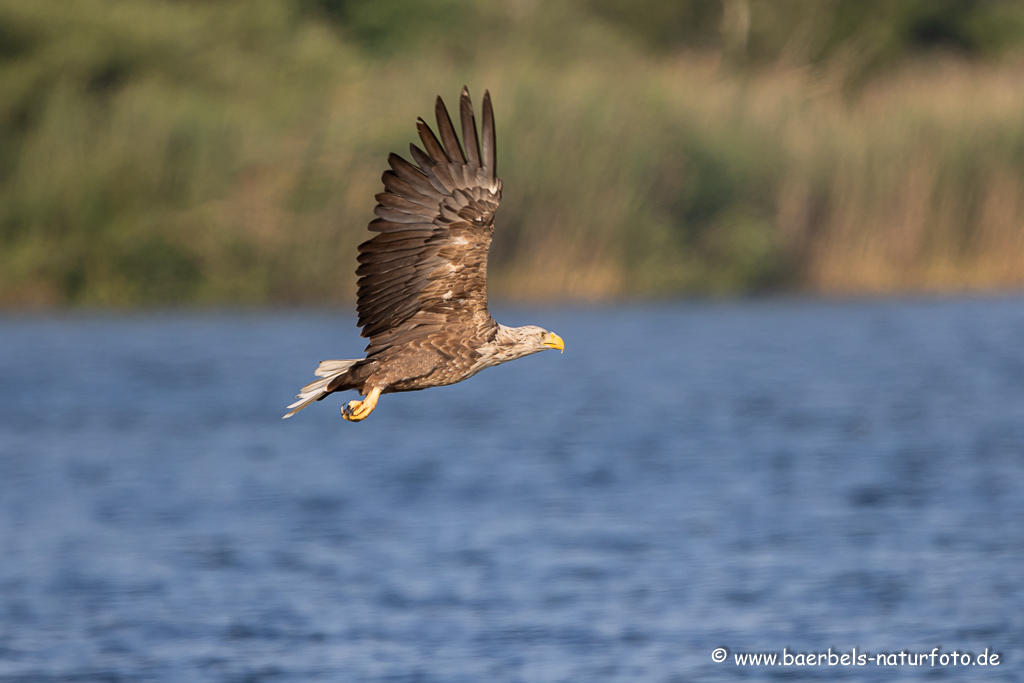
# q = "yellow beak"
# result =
<box><xmin>543</xmin><ymin>332</ymin><xmax>565</xmax><ymax>353</ymax></box>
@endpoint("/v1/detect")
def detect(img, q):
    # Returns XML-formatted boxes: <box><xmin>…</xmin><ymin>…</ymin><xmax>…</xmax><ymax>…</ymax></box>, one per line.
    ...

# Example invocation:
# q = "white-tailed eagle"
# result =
<box><xmin>284</xmin><ymin>88</ymin><xmax>564</xmax><ymax>421</ymax></box>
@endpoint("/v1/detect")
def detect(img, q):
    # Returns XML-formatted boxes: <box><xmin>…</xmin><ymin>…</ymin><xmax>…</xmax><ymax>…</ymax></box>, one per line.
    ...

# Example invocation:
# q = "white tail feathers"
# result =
<box><xmin>282</xmin><ymin>359</ymin><xmax>359</xmax><ymax>419</ymax></box>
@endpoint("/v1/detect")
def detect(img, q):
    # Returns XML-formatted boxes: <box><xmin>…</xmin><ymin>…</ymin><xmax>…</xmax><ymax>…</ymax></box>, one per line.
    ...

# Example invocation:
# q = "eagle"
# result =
<box><xmin>284</xmin><ymin>88</ymin><xmax>564</xmax><ymax>421</ymax></box>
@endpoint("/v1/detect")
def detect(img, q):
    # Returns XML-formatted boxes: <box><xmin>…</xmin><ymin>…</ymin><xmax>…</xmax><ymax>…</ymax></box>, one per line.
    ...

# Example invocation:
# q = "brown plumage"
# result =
<box><xmin>284</xmin><ymin>88</ymin><xmax>564</xmax><ymax>421</ymax></box>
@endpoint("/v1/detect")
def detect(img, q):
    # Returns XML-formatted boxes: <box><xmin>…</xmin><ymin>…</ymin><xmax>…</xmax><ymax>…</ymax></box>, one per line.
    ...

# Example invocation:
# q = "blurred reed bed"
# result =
<box><xmin>2</xmin><ymin>0</ymin><xmax>1024</xmax><ymax>306</ymax></box>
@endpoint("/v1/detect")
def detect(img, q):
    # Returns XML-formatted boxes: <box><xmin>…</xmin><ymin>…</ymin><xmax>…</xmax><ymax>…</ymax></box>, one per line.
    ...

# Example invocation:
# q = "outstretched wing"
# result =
<box><xmin>355</xmin><ymin>88</ymin><xmax>502</xmax><ymax>357</ymax></box>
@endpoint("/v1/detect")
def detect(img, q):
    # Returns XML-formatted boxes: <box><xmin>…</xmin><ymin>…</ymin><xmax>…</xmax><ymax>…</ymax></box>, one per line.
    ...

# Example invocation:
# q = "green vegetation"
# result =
<box><xmin>3</xmin><ymin>0</ymin><xmax>1024</xmax><ymax>305</ymax></box>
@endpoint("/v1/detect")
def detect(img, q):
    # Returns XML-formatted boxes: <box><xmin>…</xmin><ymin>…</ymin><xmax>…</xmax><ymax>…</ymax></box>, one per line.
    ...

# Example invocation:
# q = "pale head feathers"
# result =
<box><xmin>492</xmin><ymin>324</ymin><xmax>564</xmax><ymax>361</ymax></box>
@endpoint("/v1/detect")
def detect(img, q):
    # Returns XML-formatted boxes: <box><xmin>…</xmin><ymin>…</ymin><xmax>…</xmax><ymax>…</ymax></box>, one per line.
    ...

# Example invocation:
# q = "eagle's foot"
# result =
<box><xmin>342</xmin><ymin>387</ymin><xmax>381</xmax><ymax>422</ymax></box>
<box><xmin>342</xmin><ymin>400</ymin><xmax>372</xmax><ymax>421</ymax></box>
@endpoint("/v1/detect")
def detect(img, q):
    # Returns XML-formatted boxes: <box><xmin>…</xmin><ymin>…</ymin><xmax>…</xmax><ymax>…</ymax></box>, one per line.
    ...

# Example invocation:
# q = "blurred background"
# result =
<box><xmin>2</xmin><ymin>1</ymin><xmax>1024</xmax><ymax>682</ymax></box>
<box><xmin>3</xmin><ymin>0</ymin><xmax>1024</xmax><ymax>306</ymax></box>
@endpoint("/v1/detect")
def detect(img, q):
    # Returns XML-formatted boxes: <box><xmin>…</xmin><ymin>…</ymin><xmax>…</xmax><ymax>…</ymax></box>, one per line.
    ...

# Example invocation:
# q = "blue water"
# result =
<box><xmin>1</xmin><ymin>298</ymin><xmax>1023</xmax><ymax>681</ymax></box>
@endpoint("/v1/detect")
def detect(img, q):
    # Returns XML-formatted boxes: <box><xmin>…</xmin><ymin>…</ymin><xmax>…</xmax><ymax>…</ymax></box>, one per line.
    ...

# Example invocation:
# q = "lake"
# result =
<box><xmin>1</xmin><ymin>297</ymin><xmax>1022</xmax><ymax>681</ymax></box>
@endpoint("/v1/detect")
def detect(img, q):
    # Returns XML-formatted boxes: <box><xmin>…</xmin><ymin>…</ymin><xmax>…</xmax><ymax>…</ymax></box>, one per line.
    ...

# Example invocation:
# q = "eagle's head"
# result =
<box><xmin>495</xmin><ymin>324</ymin><xmax>565</xmax><ymax>361</ymax></box>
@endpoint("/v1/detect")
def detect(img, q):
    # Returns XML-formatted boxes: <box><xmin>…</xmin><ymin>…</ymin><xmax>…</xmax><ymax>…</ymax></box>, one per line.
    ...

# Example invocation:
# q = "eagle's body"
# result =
<box><xmin>284</xmin><ymin>88</ymin><xmax>563</xmax><ymax>421</ymax></box>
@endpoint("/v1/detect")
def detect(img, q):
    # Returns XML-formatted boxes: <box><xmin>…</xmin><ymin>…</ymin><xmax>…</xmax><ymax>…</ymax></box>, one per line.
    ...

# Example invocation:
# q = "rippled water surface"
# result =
<box><xmin>2</xmin><ymin>298</ymin><xmax>1023</xmax><ymax>681</ymax></box>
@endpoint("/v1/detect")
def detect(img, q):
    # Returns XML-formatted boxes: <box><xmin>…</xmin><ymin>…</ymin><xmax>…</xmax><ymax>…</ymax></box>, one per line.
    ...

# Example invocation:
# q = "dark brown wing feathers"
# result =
<box><xmin>374</xmin><ymin>192</ymin><xmax>430</xmax><ymax>214</ymax></box>
<box><xmin>435</xmin><ymin>97</ymin><xmax>466</xmax><ymax>164</ymax></box>
<box><xmin>460</xmin><ymin>94</ymin><xmax>481</xmax><ymax>170</ymax></box>
<box><xmin>481</xmin><ymin>91</ymin><xmax>496</xmax><ymax>179</ymax></box>
<box><xmin>385</xmin><ymin>154</ymin><xmax>443</xmax><ymax>202</ymax></box>
<box><xmin>355</xmin><ymin>88</ymin><xmax>501</xmax><ymax>355</ymax></box>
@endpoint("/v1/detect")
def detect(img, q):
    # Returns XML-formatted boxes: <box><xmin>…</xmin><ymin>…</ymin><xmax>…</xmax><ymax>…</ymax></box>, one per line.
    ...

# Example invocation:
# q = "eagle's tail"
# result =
<box><xmin>282</xmin><ymin>359</ymin><xmax>360</xmax><ymax>419</ymax></box>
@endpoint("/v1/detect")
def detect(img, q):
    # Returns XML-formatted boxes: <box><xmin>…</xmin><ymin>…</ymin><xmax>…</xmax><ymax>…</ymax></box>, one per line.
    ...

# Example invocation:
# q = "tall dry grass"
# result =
<box><xmin>2</xmin><ymin>0</ymin><xmax>1024</xmax><ymax>306</ymax></box>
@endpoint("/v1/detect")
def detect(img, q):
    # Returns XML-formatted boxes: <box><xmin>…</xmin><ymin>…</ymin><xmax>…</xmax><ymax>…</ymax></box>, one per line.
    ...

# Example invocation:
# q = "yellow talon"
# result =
<box><xmin>342</xmin><ymin>386</ymin><xmax>381</xmax><ymax>422</ymax></box>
